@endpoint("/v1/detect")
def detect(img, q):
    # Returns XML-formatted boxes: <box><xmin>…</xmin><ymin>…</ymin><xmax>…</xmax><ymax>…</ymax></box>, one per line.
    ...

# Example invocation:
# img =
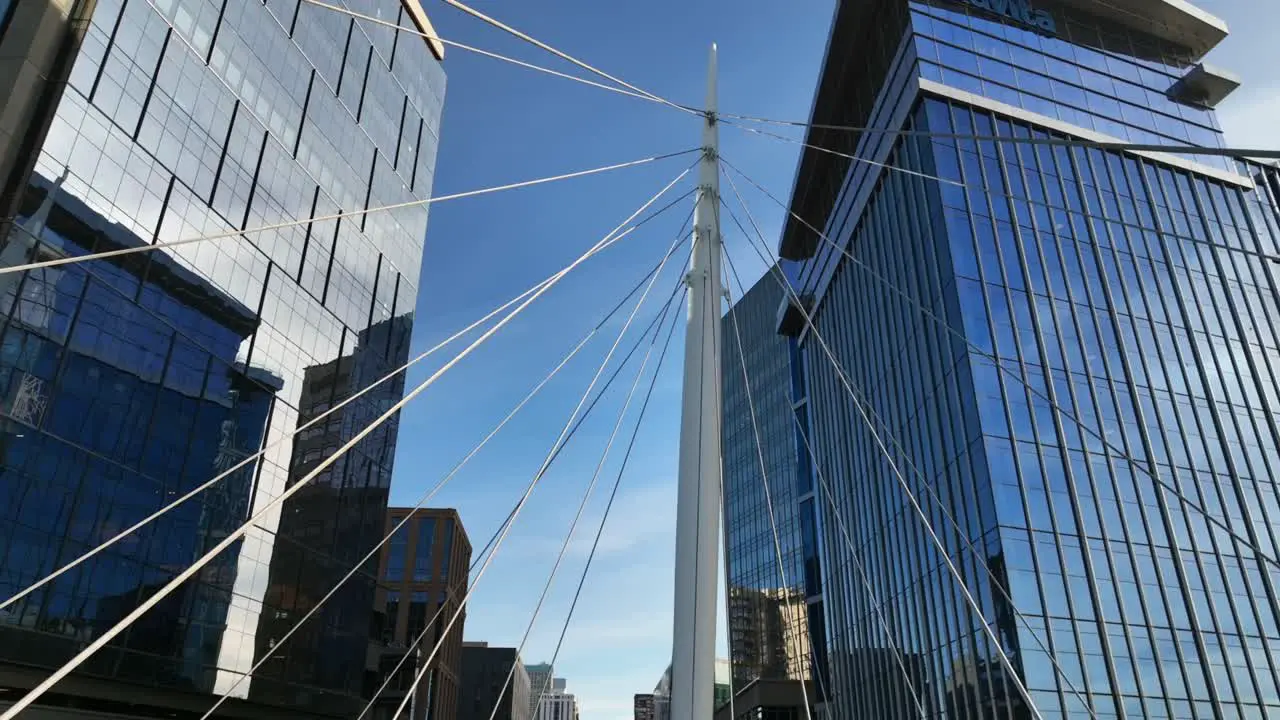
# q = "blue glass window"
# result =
<box><xmin>412</xmin><ymin>517</ymin><xmax>435</xmax><ymax>581</ymax></box>
<box><xmin>386</xmin><ymin>524</ymin><xmax>408</xmax><ymax>582</ymax></box>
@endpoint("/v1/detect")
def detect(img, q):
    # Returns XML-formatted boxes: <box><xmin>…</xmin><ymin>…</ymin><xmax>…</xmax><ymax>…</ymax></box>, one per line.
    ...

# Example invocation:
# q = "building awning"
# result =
<box><xmin>1168</xmin><ymin>63</ymin><xmax>1241</xmax><ymax>108</ymax></box>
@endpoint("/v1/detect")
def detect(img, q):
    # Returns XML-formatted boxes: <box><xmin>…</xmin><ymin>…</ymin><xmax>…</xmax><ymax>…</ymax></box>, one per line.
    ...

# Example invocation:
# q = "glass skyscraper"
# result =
<box><xmin>777</xmin><ymin>1</ymin><xmax>1280</xmax><ymax>718</ymax></box>
<box><xmin>721</xmin><ymin>268</ymin><xmax>817</xmax><ymax>692</ymax></box>
<box><xmin>526</xmin><ymin>662</ymin><xmax>554</xmax><ymax>718</ymax></box>
<box><xmin>0</xmin><ymin>0</ymin><xmax>444</xmax><ymax>715</ymax></box>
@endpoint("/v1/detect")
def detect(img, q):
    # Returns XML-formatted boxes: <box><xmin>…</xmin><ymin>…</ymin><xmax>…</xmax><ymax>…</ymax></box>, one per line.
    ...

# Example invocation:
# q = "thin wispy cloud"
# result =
<box><xmin>501</xmin><ymin>478</ymin><xmax>678</xmax><ymax>562</ymax></box>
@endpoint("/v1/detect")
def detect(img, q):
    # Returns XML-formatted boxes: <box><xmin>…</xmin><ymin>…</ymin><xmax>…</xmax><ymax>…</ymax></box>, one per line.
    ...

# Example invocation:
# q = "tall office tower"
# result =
<box><xmin>524</xmin><ymin>662</ymin><xmax>553</xmax><ymax>718</ymax></box>
<box><xmin>777</xmin><ymin>1</ymin><xmax>1280</xmax><ymax>718</ymax></box>
<box><xmin>458</xmin><ymin>643</ymin><xmax>531</xmax><ymax>720</ymax></box>
<box><xmin>721</xmin><ymin>267</ymin><xmax>818</xmax><ymax>693</ymax></box>
<box><xmin>0</xmin><ymin>0</ymin><xmax>445</xmax><ymax>716</ymax></box>
<box><xmin>362</xmin><ymin>508</ymin><xmax>470</xmax><ymax>720</ymax></box>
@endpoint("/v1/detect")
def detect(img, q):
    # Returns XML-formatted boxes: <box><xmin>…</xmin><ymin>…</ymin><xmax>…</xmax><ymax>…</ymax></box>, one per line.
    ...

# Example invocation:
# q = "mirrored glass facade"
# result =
<box><xmin>722</xmin><ymin>269</ymin><xmax>814</xmax><ymax>690</ymax></box>
<box><xmin>0</xmin><ymin>0</ymin><xmax>444</xmax><ymax>714</ymax></box>
<box><xmin>0</xmin><ymin>179</ymin><xmax>277</xmax><ymax>691</ymax></box>
<box><xmin>782</xmin><ymin>1</ymin><xmax>1280</xmax><ymax>718</ymax></box>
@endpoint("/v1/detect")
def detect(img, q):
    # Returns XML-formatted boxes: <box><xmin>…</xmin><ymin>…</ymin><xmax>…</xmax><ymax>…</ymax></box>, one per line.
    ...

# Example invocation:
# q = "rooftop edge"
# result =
<box><xmin>401</xmin><ymin>0</ymin><xmax>445</xmax><ymax>61</ymax></box>
<box><xmin>1051</xmin><ymin>0</ymin><xmax>1228</xmax><ymax>62</ymax></box>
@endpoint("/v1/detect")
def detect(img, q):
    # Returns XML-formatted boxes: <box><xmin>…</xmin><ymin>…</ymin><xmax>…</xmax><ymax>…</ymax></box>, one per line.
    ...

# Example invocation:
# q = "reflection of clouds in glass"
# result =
<box><xmin>0</xmin><ymin>171</ymin><xmax>281</xmax><ymax>701</ymax></box>
<box><xmin>11</xmin><ymin>0</ymin><xmax>441</xmax><ymax>703</ymax></box>
<box><xmin>213</xmin><ymin>494</ymin><xmax>287</xmax><ymax>696</ymax></box>
<box><xmin>35</xmin><ymin>101</ymin><xmax>402</xmax><ymax>331</ymax></box>
<box><xmin>213</xmin><ymin>555</ymin><xmax>271</xmax><ymax>697</ymax></box>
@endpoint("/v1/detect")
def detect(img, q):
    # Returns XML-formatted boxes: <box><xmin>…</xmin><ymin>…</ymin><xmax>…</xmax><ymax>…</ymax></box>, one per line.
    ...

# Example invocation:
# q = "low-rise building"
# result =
<box><xmin>369</xmin><ymin>509</ymin><xmax>471</xmax><ymax>720</ymax></box>
<box><xmin>633</xmin><ymin>693</ymin><xmax>655</xmax><ymax>720</ymax></box>
<box><xmin>458</xmin><ymin>643</ymin><xmax>530</xmax><ymax>720</ymax></box>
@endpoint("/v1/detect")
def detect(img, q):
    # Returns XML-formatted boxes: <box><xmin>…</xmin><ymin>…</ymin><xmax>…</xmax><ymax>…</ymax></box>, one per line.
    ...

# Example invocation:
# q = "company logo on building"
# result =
<box><xmin>961</xmin><ymin>0</ymin><xmax>1057</xmax><ymax>34</ymax></box>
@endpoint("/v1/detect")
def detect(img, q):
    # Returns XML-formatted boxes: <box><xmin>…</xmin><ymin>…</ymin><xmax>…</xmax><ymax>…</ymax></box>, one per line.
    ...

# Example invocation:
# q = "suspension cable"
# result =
<box><xmin>303</xmin><ymin>0</ymin><xmax>670</xmax><ymax>108</ymax></box>
<box><xmin>721</xmin><ymin>269</ymin><xmax>814</xmax><ymax>720</ymax></box>
<box><xmin>717</xmin><ymin>465</ymin><xmax>738</xmax><ymax>720</ymax></box>
<box><xmin>366</xmin><ymin>180</ymin><xmax>695</xmax><ymax>720</ymax></box>
<box><xmin>722</xmin><ymin>204</ymin><xmax>1097</xmax><ymax>719</ymax></box>
<box><xmin>727</xmin><ymin>235</ymin><xmax>1049</xmax><ymax>720</ymax></box>
<box><xmin>0</xmin><ymin>150</ymin><xmax>698</xmax><ymax>277</ymax></box>
<box><xmin>0</xmin><ymin>184</ymin><xmax>693</xmax><ymax>615</ymax></box>
<box><xmin>484</xmin><ymin>210</ymin><xmax>694</xmax><ymax>720</ymax></box>
<box><xmin>721</xmin><ymin>155</ymin><xmax>1280</xmax><ymax>573</ymax></box>
<box><xmin>718</xmin><ymin>173</ymin><xmax>1048</xmax><ymax>720</ymax></box>
<box><xmin>441</xmin><ymin>0</ymin><xmax>699</xmax><ymax>117</ymax></box>
<box><xmin>716</xmin><ymin>248</ymin><xmax>740</xmax><ymax>720</ymax></box>
<box><xmin>712</xmin><ymin>201</ymin><xmax>820</xmax><ymax>710</ymax></box>
<box><xmin>361</xmin><ymin>273</ymin><xmax>689</xmax><ymax>720</ymax></box>
<box><xmin>785</xmin><ymin>396</ymin><xmax>931</xmax><ymax>719</ymax></box>
<box><xmin>498</xmin><ymin>291</ymin><xmax>681</xmax><ymax>720</ymax></box>
<box><xmin>0</xmin><ymin>166</ymin><xmax>692</xmax><ymax>720</ymax></box>
<box><xmin>719</xmin><ymin>113</ymin><xmax>1280</xmax><ymax>160</ymax></box>
<box><xmin>198</xmin><ymin>217</ymin><xmax>694</xmax><ymax>719</ymax></box>
<box><xmin>722</xmin><ymin>119</ymin><xmax>964</xmax><ymax>188</ymax></box>
<box><xmin>525</xmin><ymin>301</ymin><xmax>679</xmax><ymax>720</ymax></box>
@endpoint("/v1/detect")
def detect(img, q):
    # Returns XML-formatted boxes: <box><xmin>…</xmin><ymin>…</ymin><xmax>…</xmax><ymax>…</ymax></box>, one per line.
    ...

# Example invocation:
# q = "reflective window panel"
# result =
<box><xmin>0</xmin><ymin>0</ymin><xmax>445</xmax><ymax>714</ymax></box>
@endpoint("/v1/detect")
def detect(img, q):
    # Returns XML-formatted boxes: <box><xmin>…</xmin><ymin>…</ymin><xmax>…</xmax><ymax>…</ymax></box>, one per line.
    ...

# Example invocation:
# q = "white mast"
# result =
<box><xmin>670</xmin><ymin>43</ymin><xmax>722</xmax><ymax>720</ymax></box>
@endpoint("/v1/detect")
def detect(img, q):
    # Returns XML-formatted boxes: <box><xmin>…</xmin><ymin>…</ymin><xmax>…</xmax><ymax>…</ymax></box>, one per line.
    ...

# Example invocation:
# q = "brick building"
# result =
<box><xmin>369</xmin><ymin>508</ymin><xmax>471</xmax><ymax>720</ymax></box>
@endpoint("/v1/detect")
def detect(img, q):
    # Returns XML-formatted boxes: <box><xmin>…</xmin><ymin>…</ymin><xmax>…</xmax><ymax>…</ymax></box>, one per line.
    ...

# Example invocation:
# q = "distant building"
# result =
<box><xmin>524</xmin><ymin>662</ymin><xmax>553</xmax><ymax>716</ymax></box>
<box><xmin>534</xmin><ymin>683</ymin><xmax>578</xmax><ymax>720</ymax></box>
<box><xmin>713</xmin><ymin>660</ymin><xmax>732</xmax><ymax>711</ymax></box>
<box><xmin>366</xmin><ymin>509</ymin><xmax>471</xmax><ymax>720</ymax></box>
<box><xmin>458</xmin><ymin>643</ymin><xmax>530</xmax><ymax>720</ymax></box>
<box><xmin>652</xmin><ymin>668</ymin><xmax>670</xmax><ymax>720</ymax></box>
<box><xmin>651</xmin><ymin>659</ymin><xmax>731</xmax><ymax>720</ymax></box>
<box><xmin>633</xmin><ymin>694</ymin><xmax>655</xmax><ymax>720</ymax></box>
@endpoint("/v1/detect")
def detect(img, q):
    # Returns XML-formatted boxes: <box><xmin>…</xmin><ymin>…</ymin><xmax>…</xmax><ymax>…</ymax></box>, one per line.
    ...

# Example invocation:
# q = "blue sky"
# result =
<box><xmin>388</xmin><ymin>2</ymin><xmax>1276</xmax><ymax>719</ymax></box>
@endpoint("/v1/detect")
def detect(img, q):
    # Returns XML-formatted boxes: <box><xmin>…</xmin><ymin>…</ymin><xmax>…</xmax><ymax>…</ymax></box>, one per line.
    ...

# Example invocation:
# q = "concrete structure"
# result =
<box><xmin>779</xmin><ymin>0</ymin><xmax>1280</xmax><ymax>717</ymax></box>
<box><xmin>457</xmin><ymin>643</ymin><xmax>530</xmax><ymax>720</ymax></box>
<box><xmin>366</xmin><ymin>509</ymin><xmax>471</xmax><ymax>720</ymax></box>
<box><xmin>0</xmin><ymin>0</ymin><xmax>94</xmax><ymax>226</ymax></box>
<box><xmin>0</xmin><ymin>0</ymin><xmax>446</xmax><ymax>716</ymax></box>
<box><xmin>669</xmin><ymin>45</ymin><xmax>723</xmax><ymax>720</ymax></box>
